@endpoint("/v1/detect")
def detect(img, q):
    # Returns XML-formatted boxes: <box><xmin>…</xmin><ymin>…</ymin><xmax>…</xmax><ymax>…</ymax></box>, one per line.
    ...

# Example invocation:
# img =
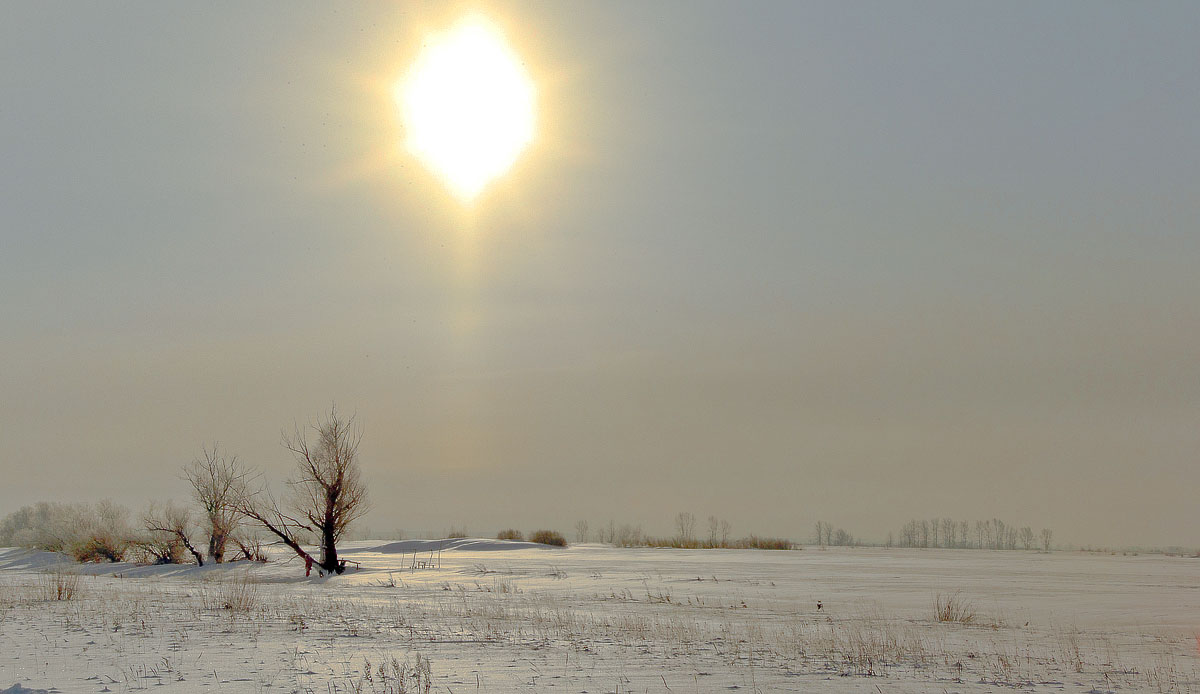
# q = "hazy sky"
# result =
<box><xmin>2</xmin><ymin>2</ymin><xmax>1197</xmax><ymax>547</ymax></box>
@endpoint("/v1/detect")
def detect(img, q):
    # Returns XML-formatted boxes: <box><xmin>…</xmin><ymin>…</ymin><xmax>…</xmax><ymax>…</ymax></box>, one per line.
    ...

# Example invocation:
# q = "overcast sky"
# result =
<box><xmin>2</xmin><ymin>2</ymin><xmax>1197</xmax><ymax>547</ymax></box>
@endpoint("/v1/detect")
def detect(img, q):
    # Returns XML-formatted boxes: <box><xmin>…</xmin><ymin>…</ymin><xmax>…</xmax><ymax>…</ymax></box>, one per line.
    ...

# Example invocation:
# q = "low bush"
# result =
<box><xmin>530</xmin><ymin>530</ymin><xmax>567</xmax><ymax>547</ymax></box>
<box><xmin>496</xmin><ymin>529</ymin><xmax>524</xmax><ymax>541</ymax></box>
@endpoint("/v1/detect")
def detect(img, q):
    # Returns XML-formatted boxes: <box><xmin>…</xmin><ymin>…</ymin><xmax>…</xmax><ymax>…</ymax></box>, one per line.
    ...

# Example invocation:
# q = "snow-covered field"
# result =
<box><xmin>2</xmin><ymin>541</ymin><xmax>1197</xmax><ymax>693</ymax></box>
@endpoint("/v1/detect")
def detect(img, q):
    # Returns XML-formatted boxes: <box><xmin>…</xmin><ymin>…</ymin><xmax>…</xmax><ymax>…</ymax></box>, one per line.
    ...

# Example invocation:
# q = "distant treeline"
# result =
<box><xmin>809</xmin><ymin>519</ymin><xmax>1054</xmax><ymax>550</ymax></box>
<box><xmin>575</xmin><ymin>514</ymin><xmax>794</xmax><ymax>550</ymax></box>
<box><xmin>890</xmin><ymin>518</ymin><xmax>1052</xmax><ymax>550</ymax></box>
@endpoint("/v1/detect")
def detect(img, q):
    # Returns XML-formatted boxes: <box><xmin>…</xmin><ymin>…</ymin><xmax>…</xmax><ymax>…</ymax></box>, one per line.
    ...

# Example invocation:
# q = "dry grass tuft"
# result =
<box><xmin>205</xmin><ymin>573</ymin><xmax>260</xmax><ymax>613</ymax></box>
<box><xmin>741</xmin><ymin>536</ymin><xmax>794</xmax><ymax>550</ymax></box>
<box><xmin>933</xmin><ymin>591</ymin><xmax>976</xmax><ymax>623</ymax></box>
<box><xmin>39</xmin><ymin>569</ymin><xmax>83</xmax><ymax>601</ymax></box>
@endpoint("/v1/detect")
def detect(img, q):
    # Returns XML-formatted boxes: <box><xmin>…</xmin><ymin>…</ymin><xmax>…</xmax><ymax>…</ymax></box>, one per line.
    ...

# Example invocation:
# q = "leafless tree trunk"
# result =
<box><xmin>239</xmin><ymin>406</ymin><xmax>370</xmax><ymax>575</ymax></box>
<box><xmin>183</xmin><ymin>445</ymin><xmax>250</xmax><ymax>564</ymax></box>
<box><xmin>574</xmin><ymin>519</ymin><xmax>589</xmax><ymax>544</ymax></box>
<box><xmin>283</xmin><ymin>406</ymin><xmax>370</xmax><ymax>573</ymax></box>
<box><xmin>707</xmin><ymin>515</ymin><xmax>719</xmax><ymax>546</ymax></box>
<box><xmin>1040</xmin><ymin>528</ymin><xmax>1053</xmax><ymax>552</ymax></box>
<box><xmin>720</xmin><ymin>519</ymin><xmax>731</xmax><ymax>546</ymax></box>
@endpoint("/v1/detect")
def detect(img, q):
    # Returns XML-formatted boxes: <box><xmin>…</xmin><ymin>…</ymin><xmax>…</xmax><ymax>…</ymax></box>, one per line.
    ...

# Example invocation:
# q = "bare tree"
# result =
<box><xmin>1019</xmin><ymin>526</ymin><xmax>1035</xmax><ymax>550</ymax></box>
<box><xmin>720</xmin><ymin>519</ymin><xmax>732</xmax><ymax>546</ymax></box>
<box><xmin>707</xmin><ymin>515</ymin><xmax>719</xmax><ymax>546</ymax></box>
<box><xmin>1040</xmin><ymin>528</ymin><xmax>1053</xmax><ymax>552</ymax></box>
<box><xmin>674</xmin><ymin>511</ymin><xmax>696</xmax><ymax>544</ymax></box>
<box><xmin>183</xmin><ymin>444</ymin><xmax>249</xmax><ymax>564</ymax></box>
<box><xmin>574</xmin><ymin>519</ymin><xmax>589</xmax><ymax>544</ymax></box>
<box><xmin>241</xmin><ymin>406</ymin><xmax>370</xmax><ymax>575</ymax></box>
<box><xmin>140</xmin><ymin>502</ymin><xmax>204</xmax><ymax>565</ymax></box>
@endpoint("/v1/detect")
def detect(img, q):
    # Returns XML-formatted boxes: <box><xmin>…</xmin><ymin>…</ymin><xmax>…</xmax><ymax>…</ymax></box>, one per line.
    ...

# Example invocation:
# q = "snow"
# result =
<box><xmin>1</xmin><ymin>542</ymin><xmax>1197</xmax><ymax>692</ymax></box>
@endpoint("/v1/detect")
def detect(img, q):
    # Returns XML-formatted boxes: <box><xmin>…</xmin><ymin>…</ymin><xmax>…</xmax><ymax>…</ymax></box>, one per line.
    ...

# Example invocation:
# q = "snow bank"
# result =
<box><xmin>1</xmin><ymin>684</ymin><xmax>53</xmax><ymax>694</ymax></box>
<box><xmin>0</xmin><ymin>548</ymin><xmax>73</xmax><ymax>572</ymax></box>
<box><xmin>346</xmin><ymin>538</ymin><xmax>563</xmax><ymax>554</ymax></box>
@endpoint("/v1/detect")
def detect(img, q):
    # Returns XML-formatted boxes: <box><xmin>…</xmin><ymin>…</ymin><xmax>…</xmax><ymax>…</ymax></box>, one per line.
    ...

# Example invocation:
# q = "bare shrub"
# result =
<box><xmin>496</xmin><ymin>529</ymin><xmax>523</xmax><ymax>541</ymax></box>
<box><xmin>128</xmin><ymin>533</ymin><xmax>184</xmax><ymax>565</ymax></box>
<box><xmin>69</xmin><ymin>500</ymin><xmax>132</xmax><ymax>562</ymax></box>
<box><xmin>228</xmin><ymin>531</ymin><xmax>269</xmax><ymax>562</ymax></box>
<box><xmin>530</xmin><ymin>530</ymin><xmax>567</xmax><ymax>547</ymax></box>
<box><xmin>138</xmin><ymin>502</ymin><xmax>204</xmax><ymax>565</ymax></box>
<box><xmin>38</xmin><ymin>569</ymin><xmax>82</xmax><ymax>601</ymax></box>
<box><xmin>447</xmin><ymin>526</ymin><xmax>468</xmax><ymax>539</ymax></box>
<box><xmin>933</xmin><ymin>592</ymin><xmax>976</xmax><ymax>624</ymax></box>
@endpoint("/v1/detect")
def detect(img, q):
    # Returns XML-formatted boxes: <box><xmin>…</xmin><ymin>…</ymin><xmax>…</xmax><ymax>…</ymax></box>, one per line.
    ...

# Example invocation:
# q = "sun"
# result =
<box><xmin>396</xmin><ymin>15</ymin><xmax>536</xmax><ymax>202</ymax></box>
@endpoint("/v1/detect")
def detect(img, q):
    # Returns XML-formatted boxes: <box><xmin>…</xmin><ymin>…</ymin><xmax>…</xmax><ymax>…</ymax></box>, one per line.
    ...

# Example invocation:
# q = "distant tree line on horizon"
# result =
<box><xmin>889</xmin><ymin>518</ymin><xmax>1053</xmax><ymax>551</ymax></box>
<box><xmin>572</xmin><ymin>513</ymin><xmax>794</xmax><ymax>550</ymax></box>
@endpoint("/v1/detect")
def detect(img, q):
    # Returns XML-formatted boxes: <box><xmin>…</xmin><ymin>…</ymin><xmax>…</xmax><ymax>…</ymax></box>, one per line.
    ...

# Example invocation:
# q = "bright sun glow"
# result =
<box><xmin>397</xmin><ymin>16</ymin><xmax>536</xmax><ymax>202</ymax></box>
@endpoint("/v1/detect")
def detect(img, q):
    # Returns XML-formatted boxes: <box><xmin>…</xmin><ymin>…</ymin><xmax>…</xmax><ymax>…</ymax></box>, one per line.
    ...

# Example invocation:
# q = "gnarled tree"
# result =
<box><xmin>240</xmin><ymin>406</ymin><xmax>369</xmax><ymax>575</ymax></box>
<box><xmin>140</xmin><ymin>502</ymin><xmax>204</xmax><ymax>565</ymax></box>
<box><xmin>183</xmin><ymin>445</ymin><xmax>249</xmax><ymax>564</ymax></box>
